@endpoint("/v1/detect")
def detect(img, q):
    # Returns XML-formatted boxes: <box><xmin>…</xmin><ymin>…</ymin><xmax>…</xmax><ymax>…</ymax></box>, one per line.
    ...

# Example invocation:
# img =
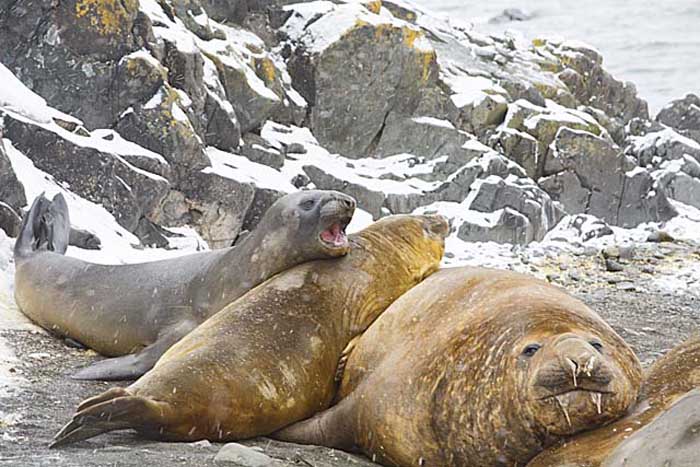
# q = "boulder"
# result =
<box><xmin>539</xmin><ymin>40</ymin><xmax>649</xmax><ymax>124</ymax></box>
<box><xmin>458</xmin><ymin>207</ymin><xmax>531</xmax><ymax>244</ymax></box>
<box><xmin>283</xmin><ymin>2</ymin><xmax>439</xmax><ymax>157</ymax></box>
<box><xmin>656</xmin><ymin>94</ymin><xmax>700</xmax><ymax>143</ymax></box>
<box><xmin>0</xmin><ymin>202</ymin><xmax>22</xmax><ymax>238</ymax></box>
<box><xmin>0</xmin><ymin>135</ymin><xmax>26</xmax><ymax>213</ymax></box>
<box><xmin>466</xmin><ymin>175</ymin><xmax>564</xmax><ymax>242</ymax></box>
<box><xmin>541</xmin><ymin>128</ymin><xmax>677</xmax><ymax>227</ymax></box>
<box><xmin>545</xmin><ymin>214</ymin><xmax>614</xmax><ymax>243</ymax></box>
<box><xmin>214</xmin><ymin>442</ymin><xmax>281</xmax><ymax>466</ymax></box>
<box><xmin>3</xmin><ymin>116</ymin><xmax>170</xmax><ymax>235</ymax></box>
<box><xmin>0</xmin><ymin>0</ymin><xmax>147</xmax><ymax>129</ymax></box>
<box><xmin>154</xmin><ymin>171</ymin><xmax>255</xmax><ymax>249</ymax></box>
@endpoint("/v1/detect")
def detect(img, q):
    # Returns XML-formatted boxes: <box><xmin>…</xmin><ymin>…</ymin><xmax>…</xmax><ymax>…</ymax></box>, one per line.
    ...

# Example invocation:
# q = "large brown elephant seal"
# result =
<box><xmin>14</xmin><ymin>190</ymin><xmax>356</xmax><ymax>380</ymax></box>
<box><xmin>49</xmin><ymin>214</ymin><xmax>449</xmax><ymax>447</ymax></box>
<box><xmin>275</xmin><ymin>267</ymin><xmax>642</xmax><ymax>467</ymax></box>
<box><xmin>527</xmin><ymin>334</ymin><xmax>700</xmax><ymax>467</ymax></box>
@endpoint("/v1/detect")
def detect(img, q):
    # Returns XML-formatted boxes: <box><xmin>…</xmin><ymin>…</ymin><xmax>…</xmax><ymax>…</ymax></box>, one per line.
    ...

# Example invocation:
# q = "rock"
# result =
<box><xmin>0</xmin><ymin>136</ymin><xmax>26</xmax><ymax>212</ymax></box>
<box><xmin>154</xmin><ymin>171</ymin><xmax>255</xmax><ymax>249</ymax></box>
<box><xmin>240</xmin><ymin>134</ymin><xmax>285</xmax><ymax>169</ymax></box>
<box><xmin>284</xmin><ymin>2</ymin><xmax>439</xmax><ymax>157</ymax></box>
<box><xmin>647</xmin><ymin>230</ymin><xmax>675</xmax><ymax>243</ymax></box>
<box><xmin>303</xmin><ymin>165</ymin><xmax>385</xmax><ymax>218</ymax></box>
<box><xmin>605</xmin><ymin>258</ymin><xmax>624</xmax><ymax>272</ymax></box>
<box><xmin>115</xmin><ymin>85</ymin><xmax>210</xmax><ymax>180</ymax></box>
<box><xmin>602</xmin><ymin>246</ymin><xmax>621</xmax><ymax>259</ymax></box>
<box><xmin>541</xmin><ymin>128</ymin><xmax>677</xmax><ymax>227</ymax></box>
<box><xmin>69</xmin><ymin>228</ymin><xmax>102</xmax><ymax>250</ymax></box>
<box><xmin>489</xmin><ymin>8</ymin><xmax>532</xmax><ymax>24</ymax></box>
<box><xmin>240</xmin><ymin>187</ymin><xmax>285</xmax><ymax>235</ymax></box>
<box><xmin>656</xmin><ymin>93</ymin><xmax>700</xmax><ymax>143</ymax></box>
<box><xmin>466</xmin><ymin>176</ymin><xmax>564</xmax><ymax>242</ymax></box>
<box><xmin>4</xmin><ymin>115</ymin><xmax>170</xmax><ymax>236</ymax></box>
<box><xmin>538</xmin><ymin>39</ymin><xmax>649</xmax><ymax>124</ymax></box>
<box><xmin>0</xmin><ymin>0</ymin><xmax>146</xmax><ymax>129</ymax></box>
<box><xmin>214</xmin><ymin>442</ymin><xmax>280</xmax><ymax>466</ymax></box>
<box><xmin>373</xmin><ymin>115</ymin><xmax>474</xmax><ymax>162</ymax></box>
<box><xmin>488</xmin><ymin>128</ymin><xmax>539</xmax><ymax>178</ymax></box>
<box><xmin>545</xmin><ymin>214</ymin><xmax>614</xmax><ymax>243</ymax></box>
<box><xmin>0</xmin><ymin>201</ymin><xmax>22</xmax><ymax>238</ymax></box>
<box><xmin>457</xmin><ymin>207</ymin><xmax>531</xmax><ymax>244</ymax></box>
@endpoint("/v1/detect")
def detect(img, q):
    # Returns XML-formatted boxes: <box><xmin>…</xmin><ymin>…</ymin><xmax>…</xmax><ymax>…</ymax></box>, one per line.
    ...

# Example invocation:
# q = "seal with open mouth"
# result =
<box><xmin>275</xmin><ymin>266</ymin><xmax>642</xmax><ymax>467</ymax></box>
<box><xmin>14</xmin><ymin>190</ymin><xmax>356</xmax><ymax>380</ymax></box>
<box><xmin>528</xmin><ymin>334</ymin><xmax>700</xmax><ymax>467</ymax></box>
<box><xmin>48</xmin><ymin>214</ymin><xmax>449</xmax><ymax>447</ymax></box>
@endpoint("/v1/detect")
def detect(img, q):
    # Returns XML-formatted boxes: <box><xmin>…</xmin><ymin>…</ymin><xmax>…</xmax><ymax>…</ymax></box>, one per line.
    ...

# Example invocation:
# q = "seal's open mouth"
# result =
<box><xmin>319</xmin><ymin>216</ymin><xmax>350</xmax><ymax>249</ymax></box>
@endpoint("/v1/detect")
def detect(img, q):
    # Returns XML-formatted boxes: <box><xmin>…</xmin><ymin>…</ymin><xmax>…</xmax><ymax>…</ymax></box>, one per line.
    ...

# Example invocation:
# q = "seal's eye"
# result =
<box><xmin>300</xmin><ymin>199</ymin><xmax>316</xmax><ymax>211</ymax></box>
<box><xmin>522</xmin><ymin>344</ymin><xmax>541</xmax><ymax>357</ymax></box>
<box><xmin>590</xmin><ymin>341</ymin><xmax>604</xmax><ymax>353</ymax></box>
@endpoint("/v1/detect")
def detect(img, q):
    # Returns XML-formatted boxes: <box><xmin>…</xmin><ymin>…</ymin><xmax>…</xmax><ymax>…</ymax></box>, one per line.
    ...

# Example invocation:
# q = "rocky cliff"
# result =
<box><xmin>1</xmin><ymin>0</ymin><xmax>699</xmax><ymax>260</ymax></box>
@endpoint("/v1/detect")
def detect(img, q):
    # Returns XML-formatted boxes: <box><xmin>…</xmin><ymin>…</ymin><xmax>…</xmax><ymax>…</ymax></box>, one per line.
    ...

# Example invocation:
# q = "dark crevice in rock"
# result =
<box><xmin>366</xmin><ymin>110</ymin><xmax>391</xmax><ymax>157</ymax></box>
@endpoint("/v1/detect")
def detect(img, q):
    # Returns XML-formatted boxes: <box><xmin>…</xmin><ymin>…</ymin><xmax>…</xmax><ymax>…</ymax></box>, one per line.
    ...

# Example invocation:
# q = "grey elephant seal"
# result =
<box><xmin>527</xmin><ymin>334</ymin><xmax>700</xmax><ymax>467</ymax></box>
<box><xmin>275</xmin><ymin>267</ymin><xmax>642</xmax><ymax>467</ymax></box>
<box><xmin>14</xmin><ymin>190</ymin><xmax>355</xmax><ymax>380</ymax></box>
<box><xmin>49</xmin><ymin>214</ymin><xmax>449</xmax><ymax>447</ymax></box>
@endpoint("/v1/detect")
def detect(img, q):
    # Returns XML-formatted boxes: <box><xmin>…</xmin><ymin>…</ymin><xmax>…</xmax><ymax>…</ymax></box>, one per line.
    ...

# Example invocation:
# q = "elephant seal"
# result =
<box><xmin>527</xmin><ymin>334</ymin><xmax>700</xmax><ymax>467</ymax></box>
<box><xmin>49</xmin><ymin>214</ymin><xmax>449</xmax><ymax>447</ymax></box>
<box><xmin>14</xmin><ymin>190</ymin><xmax>356</xmax><ymax>380</ymax></box>
<box><xmin>275</xmin><ymin>267</ymin><xmax>642</xmax><ymax>467</ymax></box>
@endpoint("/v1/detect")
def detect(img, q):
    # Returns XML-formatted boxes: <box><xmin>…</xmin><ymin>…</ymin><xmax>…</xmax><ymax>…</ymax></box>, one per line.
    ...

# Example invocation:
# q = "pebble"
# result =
<box><xmin>546</xmin><ymin>273</ymin><xmax>560</xmax><ymax>282</ymax></box>
<box><xmin>605</xmin><ymin>258</ymin><xmax>624</xmax><ymax>272</ymax></box>
<box><xmin>617</xmin><ymin>282</ymin><xmax>636</xmax><ymax>291</ymax></box>
<box><xmin>569</xmin><ymin>271</ymin><xmax>582</xmax><ymax>282</ymax></box>
<box><xmin>602</xmin><ymin>246</ymin><xmax>620</xmax><ymax>259</ymax></box>
<box><xmin>647</xmin><ymin>230</ymin><xmax>675</xmax><ymax>243</ymax></box>
<box><xmin>640</xmin><ymin>266</ymin><xmax>655</xmax><ymax>274</ymax></box>
<box><xmin>214</xmin><ymin>443</ymin><xmax>280</xmax><ymax>466</ymax></box>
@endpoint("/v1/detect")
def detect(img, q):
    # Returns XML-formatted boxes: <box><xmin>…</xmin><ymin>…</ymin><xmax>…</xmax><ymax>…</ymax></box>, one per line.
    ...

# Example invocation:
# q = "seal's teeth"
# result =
<box><xmin>585</xmin><ymin>356</ymin><xmax>596</xmax><ymax>376</ymax></box>
<box><xmin>555</xmin><ymin>395</ymin><xmax>572</xmax><ymax>427</ymax></box>
<box><xmin>595</xmin><ymin>392</ymin><xmax>602</xmax><ymax>414</ymax></box>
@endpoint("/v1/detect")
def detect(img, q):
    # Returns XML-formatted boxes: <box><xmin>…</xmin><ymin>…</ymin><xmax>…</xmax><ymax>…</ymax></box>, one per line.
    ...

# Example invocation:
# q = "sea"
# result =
<box><xmin>414</xmin><ymin>0</ymin><xmax>700</xmax><ymax>114</ymax></box>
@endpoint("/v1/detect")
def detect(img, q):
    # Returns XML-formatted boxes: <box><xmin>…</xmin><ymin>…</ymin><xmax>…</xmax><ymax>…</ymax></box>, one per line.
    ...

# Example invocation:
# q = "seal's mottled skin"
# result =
<box><xmin>14</xmin><ymin>190</ymin><xmax>356</xmax><ymax>380</ymax></box>
<box><xmin>50</xmin><ymin>214</ymin><xmax>449</xmax><ymax>447</ymax></box>
<box><xmin>276</xmin><ymin>267</ymin><xmax>642</xmax><ymax>467</ymax></box>
<box><xmin>528</xmin><ymin>335</ymin><xmax>700</xmax><ymax>467</ymax></box>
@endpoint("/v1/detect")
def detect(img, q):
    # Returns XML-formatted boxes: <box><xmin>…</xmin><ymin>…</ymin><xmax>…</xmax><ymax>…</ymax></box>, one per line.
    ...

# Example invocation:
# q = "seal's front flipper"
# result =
<box><xmin>273</xmin><ymin>396</ymin><xmax>357</xmax><ymax>451</ymax></box>
<box><xmin>71</xmin><ymin>352</ymin><xmax>155</xmax><ymax>381</ymax></box>
<box><xmin>50</xmin><ymin>389</ymin><xmax>173</xmax><ymax>448</ymax></box>
<box><xmin>71</xmin><ymin>323</ymin><xmax>196</xmax><ymax>380</ymax></box>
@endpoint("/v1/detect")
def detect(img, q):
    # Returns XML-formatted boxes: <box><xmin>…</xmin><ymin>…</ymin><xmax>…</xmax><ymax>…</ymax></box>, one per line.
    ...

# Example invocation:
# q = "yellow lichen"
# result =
<box><xmin>74</xmin><ymin>0</ymin><xmax>135</xmax><ymax>36</ymax></box>
<box><xmin>363</xmin><ymin>0</ymin><xmax>382</xmax><ymax>14</ymax></box>
<box><xmin>402</xmin><ymin>26</ymin><xmax>421</xmax><ymax>48</ymax></box>
<box><xmin>532</xmin><ymin>38</ymin><xmax>547</xmax><ymax>47</ymax></box>
<box><xmin>416</xmin><ymin>50</ymin><xmax>436</xmax><ymax>83</ymax></box>
<box><xmin>255</xmin><ymin>57</ymin><xmax>277</xmax><ymax>84</ymax></box>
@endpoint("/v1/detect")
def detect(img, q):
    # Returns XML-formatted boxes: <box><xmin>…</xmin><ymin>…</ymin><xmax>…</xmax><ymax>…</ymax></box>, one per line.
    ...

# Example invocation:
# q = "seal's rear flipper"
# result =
<box><xmin>71</xmin><ymin>323</ymin><xmax>196</xmax><ymax>381</ymax></box>
<box><xmin>50</xmin><ymin>390</ymin><xmax>172</xmax><ymax>448</ymax></box>
<box><xmin>14</xmin><ymin>193</ymin><xmax>70</xmax><ymax>259</ymax></box>
<box><xmin>272</xmin><ymin>396</ymin><xmax>358</xmax><ymax>451</ymax></box>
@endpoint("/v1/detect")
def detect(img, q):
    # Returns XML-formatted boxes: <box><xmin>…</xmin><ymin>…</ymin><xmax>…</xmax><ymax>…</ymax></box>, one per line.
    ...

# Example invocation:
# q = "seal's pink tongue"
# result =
<box><xmin>321</xmin><ymin>223</ymin><xmax>347</xmax><ymax>246</ymax></box>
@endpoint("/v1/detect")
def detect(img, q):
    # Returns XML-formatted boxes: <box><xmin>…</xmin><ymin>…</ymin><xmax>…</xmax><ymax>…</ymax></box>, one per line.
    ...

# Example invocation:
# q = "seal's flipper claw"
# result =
<box><xmin>335</xmin><ymin>335</ymin><xmax>360</xmax><ymax>383</ymax></box>
<box><xmin>51</xmin><ymin>393</ymin><xmax>172</xmax><ymax>448</ymax></box>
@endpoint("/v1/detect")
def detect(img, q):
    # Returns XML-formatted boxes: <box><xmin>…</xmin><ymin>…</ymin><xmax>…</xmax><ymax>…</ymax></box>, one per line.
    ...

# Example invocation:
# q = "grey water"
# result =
<box><xmin>416</xmin><ymin>0</ymin><xmax>700</xmax><ymax>114</ymax></box>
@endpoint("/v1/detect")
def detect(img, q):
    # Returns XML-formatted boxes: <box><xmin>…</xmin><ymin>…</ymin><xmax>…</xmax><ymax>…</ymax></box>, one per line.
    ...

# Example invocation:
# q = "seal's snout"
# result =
<box><xmin>535</xmin><ymin>337</ymin><xmax>612</xmax><ymax>394</ymax></box>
